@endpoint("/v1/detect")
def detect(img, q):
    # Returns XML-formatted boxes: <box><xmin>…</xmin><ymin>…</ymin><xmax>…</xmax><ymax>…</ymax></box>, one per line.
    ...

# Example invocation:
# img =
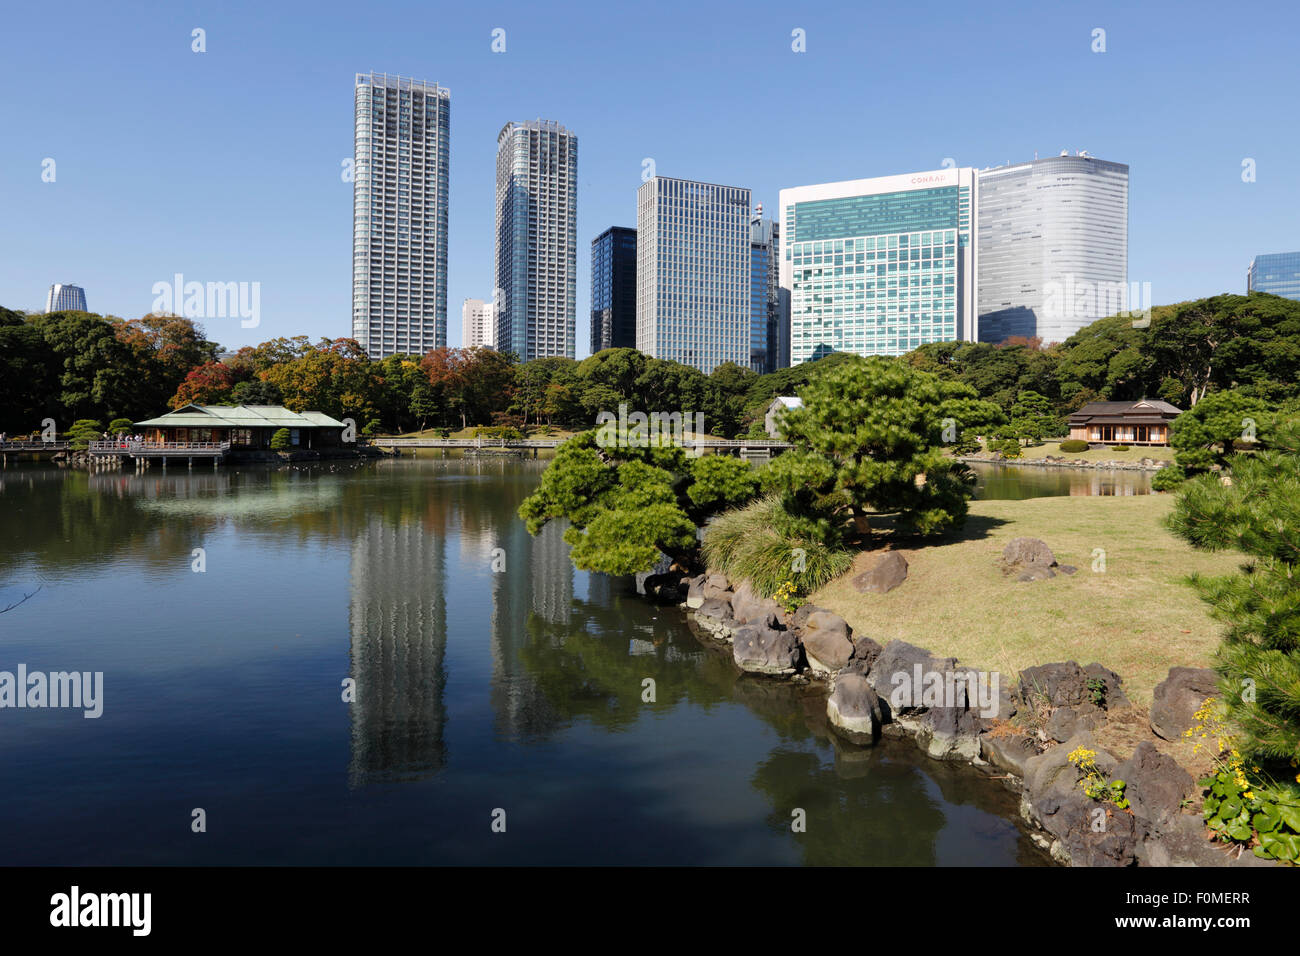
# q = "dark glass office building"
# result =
<box><xmin>590</xmin><ymin>226</ymin><xmax>637</xmax><ymax>353</ymax></box>
<box><xmin>1247</xmin><ymin>252</ymin><xmax>1300</xmax><ymax>301</ymax></box>
<box><xmin>750</xmin><ymin>215</ymin><xmax>788</xmax><ymax>372</ymax></box>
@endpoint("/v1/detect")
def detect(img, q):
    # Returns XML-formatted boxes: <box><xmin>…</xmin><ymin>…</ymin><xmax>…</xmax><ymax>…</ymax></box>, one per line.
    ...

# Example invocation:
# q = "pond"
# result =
<box><xmin>0</xmin><ymin>459</ymin><xmax>1050</xmax><ymax>865</ymax></box>
<box><xmin>969</xmin><ymin>461</ymin><xmax>1152</xmax><ymax>500</ymax></box>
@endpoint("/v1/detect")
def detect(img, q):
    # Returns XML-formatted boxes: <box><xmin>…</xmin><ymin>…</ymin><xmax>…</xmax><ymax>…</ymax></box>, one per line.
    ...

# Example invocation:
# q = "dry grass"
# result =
<box><xmin>813</xmin><ymin>495</ymin><xmax>1242</xmax><ymax>706</ymax></box>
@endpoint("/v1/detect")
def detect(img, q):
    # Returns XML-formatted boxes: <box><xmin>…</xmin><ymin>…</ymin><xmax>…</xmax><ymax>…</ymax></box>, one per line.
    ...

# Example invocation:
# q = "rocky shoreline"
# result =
<box><xmin>637</xmin><ymin>561</ymin><xmax>1271</xmax><ymax>868</ymax></box>
<box><xmin>959</xmin><ymin>453</ymin><xmax>1168</xmax><ymax>473</ymax></box>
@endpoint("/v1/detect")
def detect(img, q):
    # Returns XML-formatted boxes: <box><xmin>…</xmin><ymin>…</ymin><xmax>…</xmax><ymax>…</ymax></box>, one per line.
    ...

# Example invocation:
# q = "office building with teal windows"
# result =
<box><xmin>1247</xmin><ymin>252</ymin><xmax>1300</xmax><ymax>301</ymax></box>
<box><xmin>779</xmin><ymin>168</ymin><xmax>977</xmax><ymax>365</ymax></box>
<box><xmin>636</xmin><ymin>176</ymin><xmax>751</xmax><ymax>373</ymax></box>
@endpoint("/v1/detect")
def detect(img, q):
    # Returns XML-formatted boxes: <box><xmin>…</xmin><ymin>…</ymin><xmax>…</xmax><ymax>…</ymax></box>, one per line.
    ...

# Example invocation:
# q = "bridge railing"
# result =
<box><xmin>0</xmin><ymin>441</ymin><xmax>71</xmax><ymax>450</ymax></box>
<box><xmin>88</xmin><ymin>441</ymin><xmax>232</xmax><ymax>452</ymax></box>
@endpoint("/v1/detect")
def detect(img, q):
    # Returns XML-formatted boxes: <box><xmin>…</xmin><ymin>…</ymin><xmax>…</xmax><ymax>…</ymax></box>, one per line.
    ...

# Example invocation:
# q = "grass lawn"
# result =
<box><xmin>972</xmin><ymin>439</ymin><xmax>1175</xmax><ymax>463</ymax></box>
<box><xmin>813</xmin><ymin>494</ymin><xmax>1241</xmax><ymax>707</ymax></box>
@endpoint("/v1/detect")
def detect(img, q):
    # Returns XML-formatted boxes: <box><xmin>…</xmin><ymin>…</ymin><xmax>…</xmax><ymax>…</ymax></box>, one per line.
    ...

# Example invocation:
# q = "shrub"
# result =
<box><xmin>107</xmin><ymin>418</ymin><xmax>134</xmax><ymax>435</ymax></box>
<box><xmin>270</xmin><ymin>427</ymin><xmax>292</xmax><ymax>450</ymax></box>
<box><xmin>991</xmin><ymin>437</ymin><xmax>1022</xmax><ymax>458</ymax></box>
<box><xmin>362</xmin><ymin>419</ymin><xmax>382</xmax><ymax>436</ymax></box>
<box><xmin>67</xmin><ymin>419</ymin><xmax>104</xmax><ymax>450</ymax></box>
<box><xmin>1111</xmin><ymin>444</ymin><xmax>1131</xmax><ymax>452</ymax></box>
<box><xmin>1059</xmin><ymin>439</ymin><xmax>1090</xmax><ymax>453</ymax></box>
<box><xmin>702</xmin><ymin>495</ymin><xmax>854</xmax><ymax>598</ymax></box>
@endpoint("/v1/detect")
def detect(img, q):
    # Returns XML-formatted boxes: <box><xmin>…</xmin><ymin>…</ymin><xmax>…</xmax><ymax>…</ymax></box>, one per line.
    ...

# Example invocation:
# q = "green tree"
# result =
<box><xmin>270</xmin><ymin>427</ymin><xmax>292</xmax><ymax>450</ymax></box>
<box><xmin>763</xmin><ymin>356</ymin><xmax>975</xmax><ymax>540</ymax></box>
<box><xmin>1152</xmin><ymin>389</ymin><xmax>1275</xmax><ymax>490</ymax></box>
<box><xmin>1166</xmin><ymin>416</ymin><xmax>1300</xmax><ymax>762</ymax></box>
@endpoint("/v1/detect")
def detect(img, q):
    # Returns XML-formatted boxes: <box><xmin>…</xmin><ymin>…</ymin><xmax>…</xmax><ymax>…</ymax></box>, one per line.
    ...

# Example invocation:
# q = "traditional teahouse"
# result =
<box><xmin>133</xmin><ymin>404</ymin><xmax>347</xmax><ymax>449</ymax></box>
<box><xmin>1067</xmin><ymin>399</ymin><xmax>1181</xmax><ymax>446</ymax></box>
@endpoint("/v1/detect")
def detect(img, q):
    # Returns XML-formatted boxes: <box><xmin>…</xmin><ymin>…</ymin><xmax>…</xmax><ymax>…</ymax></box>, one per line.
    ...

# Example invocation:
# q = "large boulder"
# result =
<box><xmin>851</xmin><ymin>551</ymin><xmax>909</xmax><ymax>594</ymax></box>
<box><xmin>1149</xmin><ymin>667</ymin><xmax>1218</xmax><ymax>741</ymax></box>
<box><xmin>684</xmin><ymin>574</ymin><xmax>706</xmax><ymax>609</ymax></box>
<box><xmin>692</xmin><ymin>597</ymin><xmax>738</xmax><ymax>643</ymax></box>
<box><xmin>702</xmin><ymin>573</ymin><xmax>733</xmax><ymax>604</ymax></box>
<box><xmin>1002</xmin><ymin>537</ymin><xmax>1057</xmax><ymax>569</ymax></box>
<box><xmin>1020</xmin><ymin>731</ymin><xmax>1138</xmax><ymax>866</ymax></box>
<box><xmin>634</xmin><ymin>552</ymin><xmax>675</xmax><ymax>595</ymax></box>
<box><xmin>826</xmin><ymin>673</ymin><xmax>883</xmax><ymax>745</ymax></box>
<box><xmin>1017</xmin><ymin>661</ymin><xmax>1129</xmax><ymax>715</ymax></box>
<box><xmin>845</xmin><ymin>635</ymin><xmax>884</xmax><ymax>675</ymax></box>
<box><xmin>731</xmin><ymin>580</ymin><xmax>783</xmax><ymax>629</ymax></box>
<box><xmin>1115</xmin><ymin>741</ymin><xmax>1194</xmax><ymax>832</ymax></box>
<box><xmin>800</xmin><ymin>611</ymin><xmax>855</xmax><ymax>675</ymax></box>
<box><xmin>980</xmin><ymin>733</ymin><xmax>1039</xmax><ymax>777</ymax></box>
<box><xmin>733</xmin><ymin>624</ymin><xmax>800</xmax><ymax>676</ymax></box>
<box><xmin>866</xmin><ymin>640</ymin><xmax>989</xmax><ymax>760</ymax></box>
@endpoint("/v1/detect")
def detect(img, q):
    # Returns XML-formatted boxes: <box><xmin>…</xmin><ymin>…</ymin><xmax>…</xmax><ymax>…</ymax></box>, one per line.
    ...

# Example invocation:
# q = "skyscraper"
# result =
<box><xmin>352</xmin><ymin>72</ymin><xmax>450</xmax><ymax>359</ymax></box>
<box><xmin>45</xmin><ymin>283</ymin><xmax>87</xmax><ymax>313</ymax></box>
<box><xmin>494</xmin><ymin>119</ymin><xmax>578</xmax><ymax>361</ymax></box>
<box><xmin>637</xmin><ymin>176</ymin><xmax>751</xmax><ymax>373</ymax></box>
<box><xmin>1247</xmin><ymin>252</ymin><xmax>1300</xmax><ymax>301</ymax></box>
<box><xmin>780</xmin><ymin>168</ymin><xmax>977</xmax><ymax>364</ymax></box>
<box><xmin>977</xmin><ymin>153</ymin><xmax>1129</xmax><ymax>345</ymax></box>
<box><xmin>590</xmin><ymin>226</ymin><xmax>637</xmax><ymax>354</ymax></box>
<box><xmin>462</xmin><ymin>298</ymin><xmax>495</xmax><ymax>349</ymax></box>
<box><xmin>750</xmin><ymin>208</ymin><xmax>788</xmax><ymax>373</ymax></box>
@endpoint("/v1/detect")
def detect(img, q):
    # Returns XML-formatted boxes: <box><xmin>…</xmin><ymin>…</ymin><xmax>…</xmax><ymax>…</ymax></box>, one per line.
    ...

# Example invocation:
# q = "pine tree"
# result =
<box><xmin>1166</xmin><ymin>416</ymin><xmax>1300</xmax><ymax>763</ymax></box>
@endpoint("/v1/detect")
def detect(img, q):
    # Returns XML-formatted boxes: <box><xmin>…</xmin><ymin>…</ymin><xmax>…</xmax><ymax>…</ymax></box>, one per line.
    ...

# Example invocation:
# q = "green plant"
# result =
<box><xmin>991</xmin><ymin>437</ymin><xmax>1022</xmax><ymax>458</ymax></box>
<box><xmin>772</xmin><ymin>579</ymin><xmax>806</xmax><ymax>615</ymax></box>
<box><xmin>270</xmin><ymin>427</ymin><xmax>292</xmax><ymax>450</ymax></box>
<box><xmin>1110</xmin><ymin>444</ymin><xmax>1131</xmax><ymax>452</ymax></box>
<box><xmin>1086</xmin><ymin>676</ymin><xmax>1107</xmax><ymax>708</ymax></box>
<box><xmin>107</xmin><ymin>417</ymin><xmax>134</xmax><ymax>435</ymax></box>
<box><xmin>1189</xmin><ymin>698</ymin><xmax>1300</xmax><ymax>862</ymax></box>
<box><xmin>66</xmin><ymin>419</ymin><xmax>104</xmax><ymax>450</ymax></box>
<box><xmin>1059</xmin><ymin>439</ymin><xmax>1090</xmax><ymax>453</ymax></box>
<box><xmin>702</xmin><ymin>495</ymin><xmax>853</xmax><ymax>598</ymax></box>
<box><xmin>1067</xmin><ymin>746</ymin><xmax>1130</xmax><ymax>810</ymax></box>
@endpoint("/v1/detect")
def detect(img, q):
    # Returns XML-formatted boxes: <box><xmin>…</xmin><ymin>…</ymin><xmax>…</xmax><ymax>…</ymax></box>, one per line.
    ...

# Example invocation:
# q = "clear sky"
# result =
<box><xmin>2</xmin><ymin>0</ymin><xmax>1296</xmax><ymax>357</ymax></box>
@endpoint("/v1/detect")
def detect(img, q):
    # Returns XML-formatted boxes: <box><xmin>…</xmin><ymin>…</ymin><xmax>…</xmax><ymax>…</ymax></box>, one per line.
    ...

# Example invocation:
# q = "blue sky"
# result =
<box><xmin>2</xmin><ymin>0</ymin><xmax>1296</xmax><ymax>357</ymax></box>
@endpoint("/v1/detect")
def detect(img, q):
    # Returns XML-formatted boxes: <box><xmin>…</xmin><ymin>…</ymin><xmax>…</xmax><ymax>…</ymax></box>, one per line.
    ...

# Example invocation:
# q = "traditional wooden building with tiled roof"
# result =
<box><xmin>133</xmin><ymin>405</ymin><xmax>347</xmax><ymax>449</ymax></box>
<box><xmin>1067</xmin><ymin>399</ymin><xmax>1182</xmax><ymax>446</ymax></box>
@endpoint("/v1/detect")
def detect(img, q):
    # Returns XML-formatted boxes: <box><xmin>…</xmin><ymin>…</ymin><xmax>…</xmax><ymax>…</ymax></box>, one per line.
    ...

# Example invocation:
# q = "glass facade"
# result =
<box><xmin>749</xmin><ymin>216</ymin><xmax>787</xmax><ymax>373</ymax></box>
<box><xmin>977</xmin><ymin>155</ymin><xmax>1129</xmax><ymax>345</ymax></box>
<box><xmin>494</xmin><ymin>120</ymin><xmax>578</xmax><ymax>361</ymax></box>
<box><xmin>780</xmin><ymin>169</ymin><xmax>976</xmax><ymax>364</ymax></box>
<box><xmin>636</xmin><ymin>177</ymin><xmax>751</xmax><ymax>374</ymax></box>
<box><xmin>590</xmin><ymin>226</ymin><xmax>637</xmax><ymax>353</ymax></box>
<box><xmin>1247</xmin><ymin>252</ymin><xmax>1300</xmax><ymax>301</ymax></box>
<box><xmin>352</xmin><ymin>73</ymin><xmax>450</xmax><ymax>359</ymax></box>
<box><xmin>45</xmin><ymin>283</ymin><xmax>87</xmax><ymax>312</ymax></box>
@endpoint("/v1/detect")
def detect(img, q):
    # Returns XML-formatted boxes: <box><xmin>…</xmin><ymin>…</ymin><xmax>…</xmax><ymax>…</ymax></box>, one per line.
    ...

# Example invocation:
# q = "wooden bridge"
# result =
<box><xmin>88</xmin><ymin>440</ymin><xmax>232</xmax><ymax>470</ymax></box>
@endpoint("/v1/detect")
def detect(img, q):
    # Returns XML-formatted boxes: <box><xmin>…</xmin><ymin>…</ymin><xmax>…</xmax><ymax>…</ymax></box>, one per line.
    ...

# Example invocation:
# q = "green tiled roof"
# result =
<box><xmin>134</xmin><ymin>404</ymin><xmax>346</xmax><ymax>429</ymax></box>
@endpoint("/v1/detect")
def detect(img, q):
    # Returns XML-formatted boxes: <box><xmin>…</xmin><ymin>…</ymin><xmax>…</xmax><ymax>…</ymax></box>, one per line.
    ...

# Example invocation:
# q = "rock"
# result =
<box><xmin>1018</xmin><ymin>661</ymin><xmax>1103</xmax><ymax>713</ymax></box>
<box><xmin>1058</xmin><ymin>564</ymin><xmax>1078</xmax><ymax>575</ymax></box>
<box><xmin>1002</xmin><ymin>537</ymin><xmax>1057</xmax><ymax>569</ymax></box>
<box><xmin>801</xmin><ymin>611</ymin><xmax>855</xmax><ymax>675</ymax></box>
<box><xmin>692</xmin><ymin>597</ymin><xmax>738</xmax><ymax>643</ymax></box>
<box><xmin>848</xmin><ymin>635</ymin><xmax>883</xmax><ymax>673</ymax></box>
<box><xmin>981</xmin><ymin>733</ymin><xmax>1038</xmax><ymax>777</ymax></box>
<box><xmin>866</xmin><ymin>640</ymin><xmax>988</xmax><ymax>760</ymax></box>
<box><xmin>731</xmin><ymin>580</ymin><xmax>784</xmax><ymax>628</ymax></box>
<box><xmin>685</xmin><ymin>574</ymin><xmax>706</xmax><ymax>609</ymax></box>
<box><xmin>1083</xmin><ymin>662</ymin><xmax>1132</xmax><ymax>711</ymax></box>
<box><xmin>642</xmin><ymin>572</ymin><xmax>686</xmax><ymax>604</ymax></box>
<box><xmin>733</xmin><ymin>624</ymin><xmax>800</xmax><ymax>676</ymax></box>
<box><xmin>1020</xmin><ymin>731</ymin><xmax>1138</xmax><ymax>866</ymax></box>
<box><xmin>851</xmin><ymin>551</ymin><xmax>909</xmax><ymax>594</ymax></box>
<box><xmin>788</xmin><ymin>604</ymin><xmax>829</xmax><ymax>633</ymax></box>
<box><xmin>634</xmin><ymin>552</ymin><xmax>674</xmax><ymax>595</ymax></box>
<box><xmin>1115</xmin><ymin>741</ymin><xmax>1194</xmax><ymax>831</ymax></box>
<box><xmin>1046</xmin><ymin>705</ymin><xmax>1101</xmax><ymax>743</ymax></box>
<box><xmin>705</xmin><ymin>573</ymin><xmax>730</xmax><ymax>591</ymax></box>
<box><xmin>826</xmin><ymin>673</ymin><xmax>882</xmax><ymax>744</ymax></box>
<box><xmin>1150</xmin><ymin>667</ymin><xmax>1218</xmax><ymax>741</ymax></box>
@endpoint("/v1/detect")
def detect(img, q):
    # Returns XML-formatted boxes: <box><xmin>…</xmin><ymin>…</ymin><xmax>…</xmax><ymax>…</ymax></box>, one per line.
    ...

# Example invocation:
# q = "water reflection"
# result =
<box><xmin>970</xmin><ymin>462</ymin><xmax>1152</xmax><ymax>499</ymax></box>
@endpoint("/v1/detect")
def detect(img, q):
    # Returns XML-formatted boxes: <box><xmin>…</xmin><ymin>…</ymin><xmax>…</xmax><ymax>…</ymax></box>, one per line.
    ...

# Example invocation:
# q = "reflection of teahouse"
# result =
<box><xmin>765</xmin><ymin>396</ymin><xmax>803</xmax><ymax>438</ymax></box>
<box><xmin>1067</xmin><ymin>399</ymin><xmax>1181</xmax><ymax>446</ymax></box>
<box><xmin>134</xmin><ymin>404</ymin><xmax>347</xmax><ymax>449</ymax></box>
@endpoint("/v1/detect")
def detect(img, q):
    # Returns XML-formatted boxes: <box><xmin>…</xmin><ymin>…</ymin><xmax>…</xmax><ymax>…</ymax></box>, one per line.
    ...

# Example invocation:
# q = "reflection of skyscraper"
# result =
<box><xmin>347</xmin><ymin>515</ymin><xmax>448</xmax><ymax>786</ymax></box>
<box><xmin>489</xmin><ymin>518</ymin><xmax>572</xmax><ymax>739</ymax></box>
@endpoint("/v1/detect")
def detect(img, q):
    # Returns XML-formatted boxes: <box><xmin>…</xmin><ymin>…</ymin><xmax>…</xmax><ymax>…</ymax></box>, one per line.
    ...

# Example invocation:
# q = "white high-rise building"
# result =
<box><xmin>45</xmin><ymin>283</ymin><xmax>87</xmax><ymax>313</ymax></box>
<box><xmin>977</xmin><ymin>153</ymin><xmax>1129</xmax><ymax>345</ymax></box>
<box><xmin>462</xmin><ymin>298</ymin><xmax>495</xmax><ymax>349</ymax></box>
<box><xmin>780</xmin><ymin>168</ymin><xmax>978</xmax><ymax>364</ymax></box>
<box><xmin>636</xmin><ymin>176</ymin><xmax>751</xmax><ymax>373</ymax></box>
<box><xmin>494</xmin><ymin>120</ymin><xmax>578</xmax><ymax>360</ymax></box>
<box><xmin>352</xmin><ymin>72</ymin><xmax>450</xmax><ymax>359</ymax></box>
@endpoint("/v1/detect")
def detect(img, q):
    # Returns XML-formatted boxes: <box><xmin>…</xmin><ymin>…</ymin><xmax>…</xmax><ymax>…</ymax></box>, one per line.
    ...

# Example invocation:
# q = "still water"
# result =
<box><xmin>0</xmin><ymin>458</ymin><xmax>1051</xmax><ymax>866</ymax></box>
<box><xmin>970</xmin><ymin>461</ymin><xmax>1152</xmax><ymax>500</ymax></box>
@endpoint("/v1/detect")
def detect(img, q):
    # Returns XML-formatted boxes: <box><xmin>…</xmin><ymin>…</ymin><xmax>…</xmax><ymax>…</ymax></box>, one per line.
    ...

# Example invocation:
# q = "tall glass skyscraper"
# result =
<box><xmin>494</xmin><ymin>119</ymin><xmax>578</xmax><ymax>361</ymax></box>
<box><xmin>590</xmin><ymin>226</ymin><xmax>637</xmax><ymax>354</ymax></box>
<box><xmin>750</xmin><ymin>211</ymin><xmax>788</xmax><ymax>372</ymax></box>
<box><xmin>1247</xmin><ymin>252</ymin><xmax>1300</xmax><ymax>301</ymax></box>
<box><xmin>977</xmin><ymin>154</ymin><xmax>1129</xmax><ymax>345</ymax></box>
<box><xmin>636</xmin><ymin>176</ymin><xmax>751</xmax><ymax>373</ymax></box>
<box><xmin>352</xmin><ymin>72</ymin><xmax>450</xmax><ymax>359</ymax></box>
<box><xmin>780</xmin><ymin>168</ymin><xmax>977</xmax><ymax>364</ymax></box>
<box><xmin>45</xmin><ymin>283</ymin><xmax>87</xmax><ymax>312</ymax></box>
